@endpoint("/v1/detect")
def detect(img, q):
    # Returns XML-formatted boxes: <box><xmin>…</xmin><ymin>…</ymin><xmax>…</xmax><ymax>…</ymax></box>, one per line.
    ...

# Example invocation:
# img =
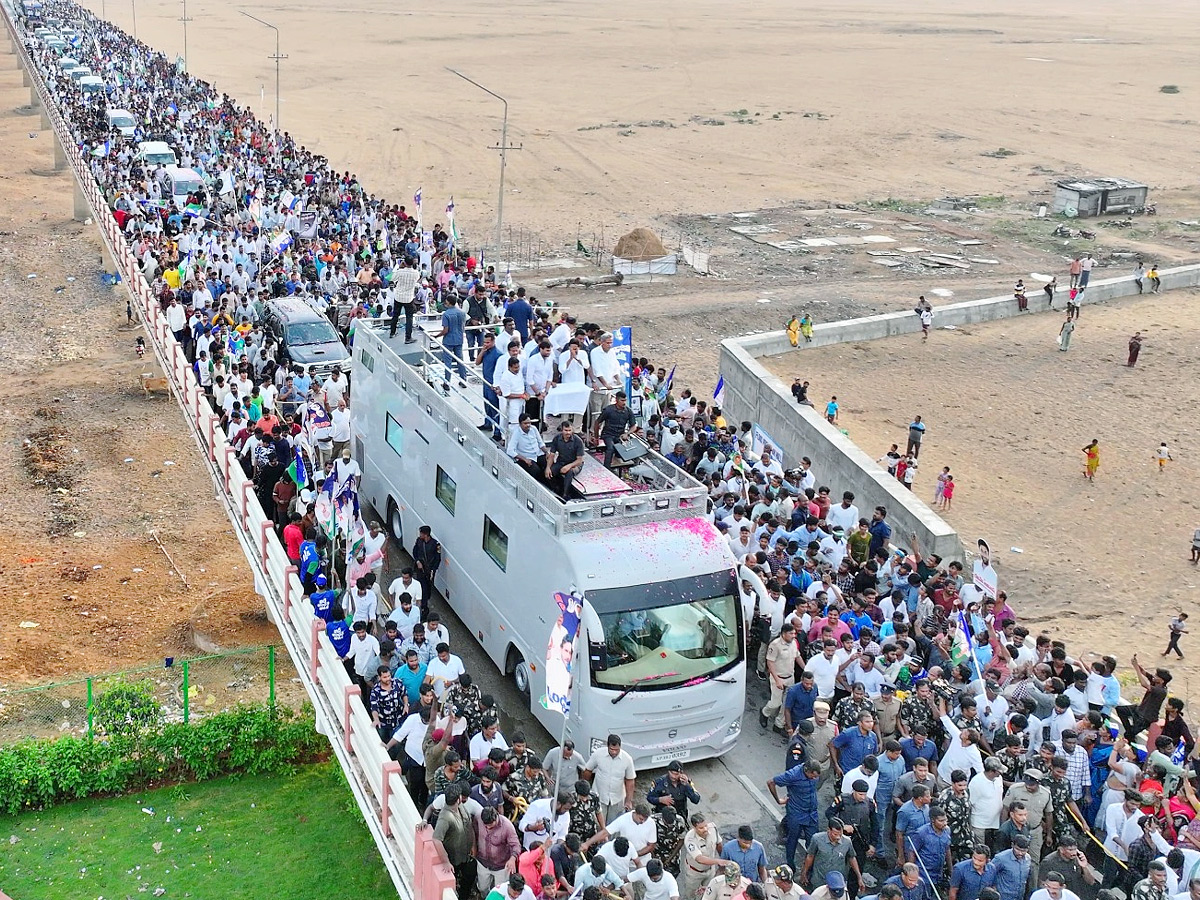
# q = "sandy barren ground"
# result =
<box><xmin>765</xmin><ymin>290</ymin><xmax>1200</xmax><ymax>694</ymax></box>
<box><xmin>0</xmin><ymin>71</ymin><xmax>274</xmax><ymax>682</ymax></box>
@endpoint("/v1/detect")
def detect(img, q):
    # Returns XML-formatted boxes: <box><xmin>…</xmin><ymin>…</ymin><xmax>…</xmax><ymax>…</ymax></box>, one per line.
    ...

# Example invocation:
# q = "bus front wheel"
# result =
<box><xmin>388</xmin><ymin>501</ymin><xmax>403</xmax><ymax>544</ymax></box>
<box><xmin>512</xmin><ymin>657</ymin><xmax>531</xmax><ymax>695</ymax></box>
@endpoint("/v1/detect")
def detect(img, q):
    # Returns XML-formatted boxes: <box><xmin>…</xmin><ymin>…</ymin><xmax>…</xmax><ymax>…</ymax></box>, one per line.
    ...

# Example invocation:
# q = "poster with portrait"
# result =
<box><xmin>541</xmin><ymin>592</ymin><xmax>582</xmax><ymax>716</ymax></box>
<box><xmin>972</xmin><ymin>537</ymin><xmax>998</xmax><ymax>600</ymax></box>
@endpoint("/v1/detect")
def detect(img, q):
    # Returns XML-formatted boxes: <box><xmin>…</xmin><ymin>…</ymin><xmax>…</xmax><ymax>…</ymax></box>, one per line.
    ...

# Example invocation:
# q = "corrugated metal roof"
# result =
<box><xmin>1056</xmin><ymin>176</ymin><xmax>1147</xmax><ymax>192</ymax></box>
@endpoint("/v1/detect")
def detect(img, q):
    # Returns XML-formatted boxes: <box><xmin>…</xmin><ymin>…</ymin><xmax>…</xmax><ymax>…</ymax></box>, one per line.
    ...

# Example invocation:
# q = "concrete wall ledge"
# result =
<box><xmin>720</xmin><ymin>263</ymin><xmax>1200</xmax><ymax>563</ymax></box>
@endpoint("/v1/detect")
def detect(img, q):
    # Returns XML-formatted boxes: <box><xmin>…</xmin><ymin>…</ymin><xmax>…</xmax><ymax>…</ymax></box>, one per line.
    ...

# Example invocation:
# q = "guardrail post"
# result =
<box><xmin>259</xmin><ymin>520</ymin><xmax>272</xmax><ymax>570</ymax></box>
<box><xmin>343</xmin><ymin>685</ymin><xmax>360</xmax><ymax>754</ymax></box>
<box><xmin>380</xmin><ymin>761</ymin><xmax>402</xmax><ymax>837</ymax></box>
<box><xmin>223</xmin><ymin>445</ymin><xmax>237</xmax><ymax>487</ymax></box>
<box><xmin>240</xmin><ymin>481</ymin><xmax>254</xmax><ymax>527</ymax></box>
<box><xmin>86</xmin><ymin>676</ymin><xmax>94</xmax><ymax>740</ymax></box>
<box><xmin>310</xmin><ymin>619</ymin><xmax>324</xmax><ymax>684</ymax></box>
<box><xmin>283</xmin><ymin>565</ymin><xmax>298</xmax><ymax>623</ymax></box>
<box><xmin>268</xmin><ymin>645</ymin><xmax>276</xmax><ymax>708</ymax></box>
<box><xmin>182</xmin><ymin>660</ymin><xmax>190</xmax><ymax>724</ymax></box>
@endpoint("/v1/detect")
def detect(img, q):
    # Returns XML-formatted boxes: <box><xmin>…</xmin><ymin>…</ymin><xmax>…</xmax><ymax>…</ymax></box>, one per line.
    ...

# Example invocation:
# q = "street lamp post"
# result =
<box><xmin>130</xmin><ymin>0</ymin><xmax>136</xmax><ymax>38</ymax></box>
<box><xmin>177</xmin><ymin>0</ymin><xmax>192</xmax><ymax>69</ymax></box>
<box><xmin>446</xmin><ymin>68</ymin><xmax>520</xmax><ymax>268</ymax></box>
<box><xmin>239</xmin><ymin>11</ymin><xmax>286</xmax><ymax>131</ymax></box>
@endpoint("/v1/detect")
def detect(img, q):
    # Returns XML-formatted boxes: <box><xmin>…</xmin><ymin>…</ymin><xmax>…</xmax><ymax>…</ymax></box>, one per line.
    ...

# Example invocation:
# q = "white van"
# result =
<box><xmin>136</xmin><ymin>141</ymin><xmax>178</xmax><ymax>168</ymax></box>
<box><xmin>68</xmin><ymin>66</ymin><xmax>93</xmax><ymax>82</ymax></box>
<box><xmin>57</xmin><ymin>56</ymin><xmax>79</xmax><ymax>72</ymax></box>
<box><xmin>157</xmin><ymin>166</ymin><xmax>205</xmax><ymax>207</ymax></box>
<box><xmin>79</xmin><ymin>76</ymin><xmax>105</xmax><ymax>96</ymax></box>
<box><xmin>106</xmin><ymin>109</ymin><xmax>137</xmax><ymax>138</ymax></box>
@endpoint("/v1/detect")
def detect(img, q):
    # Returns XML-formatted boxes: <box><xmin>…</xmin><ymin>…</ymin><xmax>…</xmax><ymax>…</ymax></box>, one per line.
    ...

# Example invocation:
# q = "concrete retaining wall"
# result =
<box><xmin>720</xmin><ymin>262</ymin><xmax>1200</xmax><ymax>565</ymax></box>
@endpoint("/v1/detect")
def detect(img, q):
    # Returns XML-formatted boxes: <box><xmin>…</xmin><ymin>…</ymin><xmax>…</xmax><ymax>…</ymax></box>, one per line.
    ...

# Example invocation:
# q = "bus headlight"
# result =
<box><xmin>725</xmin><ymin>719</ymin><xmax>741</xmax><ymax>739</ymax></box>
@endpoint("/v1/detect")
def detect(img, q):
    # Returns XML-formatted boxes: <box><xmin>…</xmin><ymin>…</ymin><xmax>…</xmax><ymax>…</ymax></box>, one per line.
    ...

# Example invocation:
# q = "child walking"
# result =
<box><xmin>1154</xmin><ymin>442</ymin><xmax>1173</xmax><ymax>473</ymax></box>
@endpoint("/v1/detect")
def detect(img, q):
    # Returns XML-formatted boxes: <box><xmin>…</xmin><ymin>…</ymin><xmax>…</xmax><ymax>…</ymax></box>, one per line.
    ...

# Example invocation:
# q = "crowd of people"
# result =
<box><xmin>23</xmin><ymin>5</ymin><xmax>1200</xmax><ymax>900</ymax></box>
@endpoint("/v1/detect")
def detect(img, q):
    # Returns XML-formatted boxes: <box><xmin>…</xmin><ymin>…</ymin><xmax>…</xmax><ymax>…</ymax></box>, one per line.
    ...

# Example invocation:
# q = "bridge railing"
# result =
<box><xmin>0</xmin><ymin>7</ymin><xmax>452</xmax><ymax>898</ymax></box>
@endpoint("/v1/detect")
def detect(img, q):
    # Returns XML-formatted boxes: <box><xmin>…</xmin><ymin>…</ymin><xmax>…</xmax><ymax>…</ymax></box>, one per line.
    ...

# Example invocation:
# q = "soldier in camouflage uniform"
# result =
<box><xmin>568</xmin><ymin>778</ymin><xmax>604</xmax><ymax>854</ymax></box>
<box><xmin>952</xmin><ymin>698</ymin><xmax>990</xmax><ymax>752</ymax></box>
<box><xmin>899</xmin><ymin>680</ymin><xmax>941</xmax><ymax>743</ymax></box>
<box><xmin>1047</xmin><ymin>757</ymin><xmax>1084</xmax><ymax>847</ymax></box>
<box><xmin>505</xmin><ymin>758</ymin><xmax>550</xmax><ymax>810</ymax></box>
<box><xmin>834</xmin><ymin>682</ymin><xmax>877</xmax><ymax>732</ymax></box>
<box><xmin>996</xmin><ymin>734</ymin><xmax>1027</xmax><ymax>787</ymax></box>
<box><xmin>444</xmin><ymin>677</ymin><xmax>483</xmax><ymax>732</ymax></box>
<box><xmin>652</xmin><ymin>806</ymin><xmax>688</xmax><ymax>875</ymax></box>
<box><xmin>938</xmin><ymin>771</ymin><xmax>974</xmax><ymax>863</ymax></box>
<box><xmin>506</xmin><ymin>732</ymin><xmax>537</xmax><ymax>773</ymax></box>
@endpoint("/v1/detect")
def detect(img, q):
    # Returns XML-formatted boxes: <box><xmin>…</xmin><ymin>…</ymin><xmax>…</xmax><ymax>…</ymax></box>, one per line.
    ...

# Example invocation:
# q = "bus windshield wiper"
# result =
<box><xmin>611</xmin><ymin>671</ymin><xmax>679</xmax><ymax>704</ymax></box>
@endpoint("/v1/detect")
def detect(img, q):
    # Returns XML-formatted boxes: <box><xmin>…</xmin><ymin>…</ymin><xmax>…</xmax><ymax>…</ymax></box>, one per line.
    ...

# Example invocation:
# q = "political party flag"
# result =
<box><xmin>219</xmin><ymin>169</ymin><xmax>234</xmax><ymax>195</ymax></box>
<box><xmin>446</xmin><ymin>198</ymin><xmax>459</xmax><ymax>249</ymax></box>
<box><xmin>270</xmin><ymin>230</ymin><xmax>293</xmax><ymax>256</ymax></box>
<box><xmin>713</xmin><ymin>375</ymin><xmax>725</xmax><ymax>408</ymax></box>
<box><xmin>612</xmin><ymin>326</ymin><xmax>633</xmax><ymax>398</ymax></box>
<box><xmin>314</xmin><ymin>478</ymin><xmax>336</xmax><ymax>541</ymax></box>
<box><xmin>540</xmin><ymin>592</ymin><xmax>582</xmax><ymax>716</ymax></box>
<box><xmin>656</xmin><ymin>364</ymin><xmax>675</xmax><ymax>404</ymax></box>
<box><xmin>286</xmin><ymin>444</ymin><xmax>308</xmax><ymax>489</ymax></box>
<box><xmin>413</xmin><ymin>187</ymin><xmax>423</xmax><ymax>229</ymax></box>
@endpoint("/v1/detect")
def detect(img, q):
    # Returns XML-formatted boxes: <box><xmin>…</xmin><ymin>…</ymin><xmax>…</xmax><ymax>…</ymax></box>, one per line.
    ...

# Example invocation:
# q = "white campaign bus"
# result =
<box><xmin>351</xmin><ymin>321</ymin><xmax>746</xmax><ymax>768</ymax></box>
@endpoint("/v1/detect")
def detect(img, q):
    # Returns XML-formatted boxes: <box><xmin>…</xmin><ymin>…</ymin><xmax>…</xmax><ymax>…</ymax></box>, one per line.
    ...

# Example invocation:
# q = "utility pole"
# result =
<box><xmin>130</xmin><ymin>0</ymin><xmax>137</xmax><ymax>38</ymax></box>
<box><xmin>446</xmin><ymin>68</ymin><xmax>521</xmax><ymax>268</ymax></box>
<box><xmin>239</xmin><ymin>11</ymin><xmax>286</xmax><ymax>131</ymax></box>
<box><xmin>179</xmin><ymin>0</ymin><xmax>192</xmax><ymax>69</ymax></box>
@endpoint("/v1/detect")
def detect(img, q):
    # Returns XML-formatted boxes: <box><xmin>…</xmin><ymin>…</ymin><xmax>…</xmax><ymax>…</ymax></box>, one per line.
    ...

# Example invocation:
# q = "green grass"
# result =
<box><xmin>0</xmin><ymin>762</ymin><xmax>393</xmax><ymax>899</ymax></box>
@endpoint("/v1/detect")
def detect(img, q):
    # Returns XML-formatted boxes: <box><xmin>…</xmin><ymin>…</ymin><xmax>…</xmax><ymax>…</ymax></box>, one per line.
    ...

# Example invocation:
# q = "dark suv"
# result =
<box><xmin>261</xmin><ymin>298</ymin><xmax>350</xmax><ymax>378</ymax></box>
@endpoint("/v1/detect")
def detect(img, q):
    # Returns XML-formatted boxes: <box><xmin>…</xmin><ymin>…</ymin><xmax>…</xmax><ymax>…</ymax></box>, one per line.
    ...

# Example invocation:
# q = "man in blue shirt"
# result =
<box><xmin>831</xmin><ymin>711</ymin><xmax>880</xmax><ymax>777</ymax></box>
<box><xmin>768</xmin><ymin>762</ymin><xmax>821</xmax><ymax>870</ymax></box>
<box><xmin>719</xmin><ymin>825</ymin><xmax>768</xmax><ymax>883</ymax></box>
<box><xmin>784</xmin><ymin>671</ymin><xmax>820</xmax><ymax>732</ymax></box>
<box><xmin>895</xmin><ymin>785</ymin><xmax>931</xmax><ymax>865</ymax></box>
<box><xmin>436</xmin><ymin>294</ymin><xmax>467</xmax><ymax>388</ymax></box>
<box><xmin>394</xmin><ymin>649</ymin><xmax>427</xmax><ymax>705</ymax></box>
<box><xmin>327</xmin><ymin>605</ymin><xmax>352</xmax><ymax>657</ymax></box>
<box><xmin>901</xmin><ymin>729</ymin><xmax>939</xmax><ymax>769</ymax></box>
<box><xmin>875</xmin><ymin>738</ymin><xmax>908</xmax><ymax>859</ymax></box>
<box><xmin>505</xmin><ymin>289</ymin><xmax>533</xmax><ymax>343</ymax></box>
<box><xmin>907</xmin><ymin>809</ymin><xmax>952</xmax><ymax>889</ymax></box>
<box><xmin>868</xmin><ymin>507</ymin><xmax>892</xmax><ymax>558</ymax></box>
<box><xmin>474</xmin><ymin>331</ymin><xmax>503</xmax><ymax>439</ymax></box>
<box><xmin>885</xmin><ymin>863</ymin><xmax>933</xmax><ymax>900</ymax></box>
<box><xmin>948</xmin><ymin>845</ymin><xmax>997</xmax><ymax>900</ymax></box>
<box><xmin>990</xmin><ymin>838</ymin><xmax>1032</xmax><ymax>900</ymax></box>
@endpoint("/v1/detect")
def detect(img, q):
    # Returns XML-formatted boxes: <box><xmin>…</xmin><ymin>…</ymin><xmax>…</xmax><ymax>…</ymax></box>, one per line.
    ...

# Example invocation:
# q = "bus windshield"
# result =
<box><xmin>592</xmin><ymin>592</ymin><xmax>740</xmax><ymax>690</ymax></box>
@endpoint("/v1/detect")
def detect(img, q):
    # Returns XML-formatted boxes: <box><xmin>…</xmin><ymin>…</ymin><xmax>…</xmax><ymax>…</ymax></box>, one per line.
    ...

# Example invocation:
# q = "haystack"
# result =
<box><xmin>613</xmin><ymin>227</ymin><xmax>667</xmax><ymax>261</ymax></box>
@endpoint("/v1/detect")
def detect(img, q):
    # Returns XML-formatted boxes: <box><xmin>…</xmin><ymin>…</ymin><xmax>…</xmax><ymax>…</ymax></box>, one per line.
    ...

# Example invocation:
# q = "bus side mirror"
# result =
<box><xmin>588</xmin><ymin>640</ymin><xmax>608</xmax><ymax>672</ymax></box>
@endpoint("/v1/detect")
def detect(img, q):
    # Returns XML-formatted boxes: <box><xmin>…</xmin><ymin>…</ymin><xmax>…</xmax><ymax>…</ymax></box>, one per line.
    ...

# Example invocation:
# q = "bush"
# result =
<box><xmin>0</xmin><ymin>703</ymin><xmax>325</xmax><ymax>815</ymax></box>
<box><xmin>93</xmin><ymin>677</ymin><xmax>163</xmax><ymax>737</ymax></box>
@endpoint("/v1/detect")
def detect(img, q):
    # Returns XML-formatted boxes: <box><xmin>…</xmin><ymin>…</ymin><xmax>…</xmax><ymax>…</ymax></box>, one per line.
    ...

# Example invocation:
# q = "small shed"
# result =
<box><xmin>1052</xmin><ymin>177</ymin><xmax>1148</xmax><ymax>218</ymax></box>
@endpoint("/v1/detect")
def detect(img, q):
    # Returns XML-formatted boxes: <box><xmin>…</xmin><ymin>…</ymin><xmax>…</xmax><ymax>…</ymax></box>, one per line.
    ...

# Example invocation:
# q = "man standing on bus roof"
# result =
<box><xmin>476</xmin><ymin>331</ymin><xmax>504</xmax><ymax>440</ymax></box>
<box><xmin>411</xmin><ymin>525</ymin><xmax>441</xmax><ymax>618</ymax></box>
<box><xmin>593</xmin><ymin>391</ymin><xmax>635</xmax><ymax>469</ymax></box>
<box><xmin>436</xmin><ymin>293</ymin><xmax>468</xmax><ymax>390</ymax></box>
<box><xmin>584</xmin><ymin>733</ymin><xmax>638</xmax><ymax>825</ymax></box>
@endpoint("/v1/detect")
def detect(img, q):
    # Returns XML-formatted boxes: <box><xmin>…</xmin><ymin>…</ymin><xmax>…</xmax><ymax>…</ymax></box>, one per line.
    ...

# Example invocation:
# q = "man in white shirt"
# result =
<box><xmin>805</xmin><ymin>641</ymin><xmax>842</xmax><ymax>700</ymax></box>
<box><xmin>598</xmin><ymin>803</ymin><xmax>658</xmax><ymax>861</ymax></box>
<box><xmin>495</xmin><ymin>356</ymin><xmax>527</xmax><ymax>435</ymax></box>
<box><xmin>387</xmin><ymin>569</ymin><xmax>423</xmax><ymax>617</ymax></box>
<box><xmin>329</xmin><ymin>399</ymin><xmax>352</xmax><ymax>461</ymax></box>
<box><xmin>523</xmin><ymin>342</ymin><xmax>555</xmax><ymax>422</ymax></box>
<box><xmin>506</xmin><ymin>415</ymin><xmax>547</xmax><ymax>479</ymax></box>
<box><xmin>840</xmin><ymin>759</ymin><xmax>880</xmax><ymax>798</ymax></box>
<box><xmin>583</xmin><ymin>734</ymin><xmax>637</xmax><ymax>825</ymax></box>
<box><xmin>468</xmin><ymin>716</ymin><xmax>509</xmax><ymax>761</ymax></box>
<box><xmin>975</xmin><ymin>681</ymin><xmax>1009</xmax><ymax>747</ymax></box>
<box><xmin>937</xmin><ymin>711</ymin><xmax>984</xmax><ymax>784</ymax></box>
<box><xmin>345</xmin><ymin>621</ymin><xmax>380</xmax><ymax>682</ymax></box>
<box><xmin>424</xmin><ymin>643</ymin><xmax>465</xmax><ymax>699</ymax></box>
<box><xmin>967</xmin><ymin>757</ymin><xmax>1005</xmax><ymax>844</ymax></box>
<box><xmin>1028</xmin><ymin>871</ymin><xmax>1082</xmax><ymax>900</ymax></box>
<box><xmin>588</xmin><ymin>332</ymin><xmax>620</xmax><ymax>421</ymax></box>
<box><xmin>386</xmin><ymin>592</ymin><xmax>421</xmax><ymax>638</ymax></box>
<box><xmin>518</xmin><ymin>793</ymin><xmax>574</xmax><ymax>850</ymax></box>
<box><xmin>625</xmin><ymin>859</ymin><xmax>680</xmax><ymax>900</ymax></box>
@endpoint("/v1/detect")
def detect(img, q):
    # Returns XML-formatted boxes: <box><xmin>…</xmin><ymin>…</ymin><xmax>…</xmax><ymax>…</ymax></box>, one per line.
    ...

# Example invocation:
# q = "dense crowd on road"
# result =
<box><xmin>19</xmin><ymin>4</ymin><xmax>1200</xmax><ymax>900</ymax></box>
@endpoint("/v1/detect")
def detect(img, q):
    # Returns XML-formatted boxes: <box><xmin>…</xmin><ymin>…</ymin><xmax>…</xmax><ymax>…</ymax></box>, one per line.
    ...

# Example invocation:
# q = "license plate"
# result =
<box><xmin>651</xmin><ymin>749</ymin><xmax>691</xmax><ymax>765</ymax></box>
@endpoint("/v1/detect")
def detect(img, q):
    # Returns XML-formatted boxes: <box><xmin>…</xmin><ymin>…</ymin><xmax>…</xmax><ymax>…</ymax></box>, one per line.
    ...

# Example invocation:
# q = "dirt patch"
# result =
<box><xmin>0</xmin><ymin>75</ymin><xmax>277</xmax><ymax>684</ymax></box>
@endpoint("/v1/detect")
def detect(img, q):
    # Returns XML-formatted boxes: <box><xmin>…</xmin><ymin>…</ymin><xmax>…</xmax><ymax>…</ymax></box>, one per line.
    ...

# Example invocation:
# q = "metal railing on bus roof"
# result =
<box><xmin>357</xmin><ymin>323</ymin><xmax>710</xmax><ymax>534</ymax></box>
